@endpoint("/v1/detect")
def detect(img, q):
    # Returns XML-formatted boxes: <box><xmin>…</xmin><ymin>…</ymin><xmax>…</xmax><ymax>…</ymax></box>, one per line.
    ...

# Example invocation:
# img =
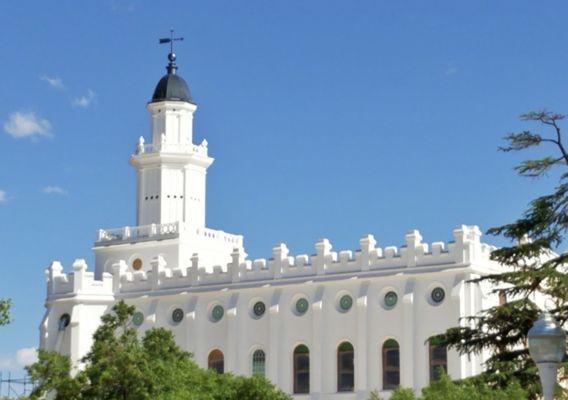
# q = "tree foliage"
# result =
<box><xmin>432</xmin><ymin>111</ymin><xmax>568</xmax><ymax>398</ymax></box>
<box><xmin>0</xmin><ymin>298</ymin><xmax>11</xmax><ymax>326</ymax></box>
<box><xmin>27</xmin><ymin>301</ymin><xmax>290</xmax><ymax>400</ymax></box>
<box><xmin>369</xmin><ymin>373</ymin><xmax>526</xmax><ymax>400</ymax></box>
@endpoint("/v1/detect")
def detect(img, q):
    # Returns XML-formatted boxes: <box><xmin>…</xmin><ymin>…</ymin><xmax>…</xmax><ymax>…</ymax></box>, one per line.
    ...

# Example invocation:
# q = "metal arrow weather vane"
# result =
<box><xmin>159</xmin><ymin>29</ymin><xmax>184</xmax><ymax>54</ymax></box>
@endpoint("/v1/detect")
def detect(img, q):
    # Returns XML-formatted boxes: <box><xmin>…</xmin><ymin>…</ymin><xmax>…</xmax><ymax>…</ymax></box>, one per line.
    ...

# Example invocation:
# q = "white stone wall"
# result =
<box><xmin>43</xmin><ymin>227</ymin><xmax>502</xmax><ymax>399</ymax></box>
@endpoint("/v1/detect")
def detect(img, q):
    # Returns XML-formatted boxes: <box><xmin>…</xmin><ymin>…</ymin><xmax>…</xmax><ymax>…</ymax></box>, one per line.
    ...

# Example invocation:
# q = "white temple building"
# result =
<box><xmin>41</xmin><ymin>50</ymin><xmax>504</xmax><ymax>399</ymax></box>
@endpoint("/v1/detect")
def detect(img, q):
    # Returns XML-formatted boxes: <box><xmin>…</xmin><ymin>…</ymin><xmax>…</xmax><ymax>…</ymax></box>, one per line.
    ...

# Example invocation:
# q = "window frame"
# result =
<box><xmin>252</xmin><ymin>349</ymin><xmax>266</xmax><ymax>377</ymax></box>
<box><xmin>429</xmin><ymin>343</ymin><xmax>447</xmax><ymax>382</ymax></box>
<box><xmin>208</xmin><ymin>349</ymin><xmax>225</xmax><ymax>374</ymax></box>
<box><xmin>293</xmin><ymin>345</ymin><xmax>310</xmax><ymax>394</ymax></box>
<box><xmin>337</xmin><ymin>342</ymin><xmax>355</xmax><ymax>392</ymax></box>
<box><xmin>382</xmin><ymin>339</ymin><xmax>400</xmax><ymax>390</ymax></box>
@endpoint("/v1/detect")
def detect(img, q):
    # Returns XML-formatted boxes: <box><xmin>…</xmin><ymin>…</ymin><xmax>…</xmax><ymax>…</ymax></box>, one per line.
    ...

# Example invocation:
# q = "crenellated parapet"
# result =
<box><xmin>107</xmin><ymin>225</ymin><xmax>497</xmax><ymax>295</ymax></box>
<box><xmin>47</xmin><ymin>225</ymin><xmax>497</xmax><ymax>298</ymax></box>
<box><xmin>46</xmin><ymin>259</ymin><xmax>113</xmax><ymax>298</ymax></box>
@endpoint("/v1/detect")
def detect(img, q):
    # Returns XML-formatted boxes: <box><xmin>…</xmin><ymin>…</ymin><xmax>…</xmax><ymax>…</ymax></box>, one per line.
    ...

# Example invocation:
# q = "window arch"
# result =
<box><xmin>252</xmin><ymin>349</ymin><xmax>266</xmax><ymax>377</ymax></box>
<box><xmin>208</xmin><ymin>349</ymin><xmax>224</xmax><ymax>374</ymax></box>
<box><xmin>429</xmin><ymin>343</ymin><xmax>447</xmax><ymax>382</ymax></box>
<box><xmin>293</xmin><ymin>345</ymin><xmax>310</xmax><ymax>394</ymax></box>
<box><xmin>337</xmin><ymin>342</ymin><xmax>354</xmax><ymax>392</ymax></box>
<box><xmin>382</xmin><ymin>339</ymin><xmax>400</xmax><ymax>390</ymax></box>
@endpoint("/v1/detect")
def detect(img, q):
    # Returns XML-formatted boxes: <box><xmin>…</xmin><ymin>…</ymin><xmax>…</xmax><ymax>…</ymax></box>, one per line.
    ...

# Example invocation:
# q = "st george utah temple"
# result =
<box><xmin>41</xmin><ymin>49</ymin><xmax>504</xmax><ymax>399</ymax></box>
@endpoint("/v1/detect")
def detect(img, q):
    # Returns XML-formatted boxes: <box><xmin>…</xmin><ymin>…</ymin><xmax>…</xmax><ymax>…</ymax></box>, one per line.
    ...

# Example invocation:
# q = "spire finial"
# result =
<box><xmin>159</xmin><ymin>29</ymin><xmax>184</xmax><ymax>74</ymax></box>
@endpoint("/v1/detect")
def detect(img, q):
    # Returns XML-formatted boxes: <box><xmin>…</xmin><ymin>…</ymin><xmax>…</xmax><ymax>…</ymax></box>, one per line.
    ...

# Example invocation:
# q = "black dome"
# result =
<box><xmin>151</xmin><ymin>73</ymin><xmax>193</xmax><ymax>103</ymax></box>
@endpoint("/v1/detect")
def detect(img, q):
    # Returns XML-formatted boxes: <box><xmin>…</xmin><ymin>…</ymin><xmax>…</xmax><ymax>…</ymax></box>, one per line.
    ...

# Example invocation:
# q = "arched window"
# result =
<box><xmin>293</xmin><ymin>345</ymin><xmax>310</xmax><ymax>394</ymax></box>
<box><xmin>382</xmin><ymin>339</ymin><xmax>400</xmax><ymax>390</ymax></box>
<box><xmin>429</xmin><ymin>343</ymin><xmax>447</xmax><ymax>382</ymax></box>
<box><xmin>252</xmin><ymin>349</ymin><xmax>266</xmax><ymax>377</ymax></box>
<box><xmin>208</xmin><ymin>349</ymin><xmax>224</xmax><ymax>374</ymax></box>
<box><xmin>337</xmin><ymin>342</ymin><xmax>354</xmax><ymax>392</ymax></box>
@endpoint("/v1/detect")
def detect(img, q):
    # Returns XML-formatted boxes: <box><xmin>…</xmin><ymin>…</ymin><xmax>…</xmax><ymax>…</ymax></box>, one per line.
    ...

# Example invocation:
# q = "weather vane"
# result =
<box><xmin>159</xmin><ymin>29</ymin><xmax>184</xmax><ymax>55</ymax></box>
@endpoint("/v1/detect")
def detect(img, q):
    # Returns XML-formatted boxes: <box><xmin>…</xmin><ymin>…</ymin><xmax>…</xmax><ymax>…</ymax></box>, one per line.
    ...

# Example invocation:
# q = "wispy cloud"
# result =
<box><xmin>444</xmin><ymin>61</ymin><xmax>459</xmax><ymax>76</ymax></box>
<box><xmin>0</xmin><ymin>348</ymin><xmax>37</xmax><ymax>371</ymax></box>
<box><xmin>40</xmin><ymin>75</ymin><xmax>65</xmax><ymax>90</ymax></box>
<box><xmin>0</xmin><ymin>190</ymin><xmax>7</xmax><ymax>203</ymax></box>
<box><xmin>42</xmin><ymin>185</ymin><xmax>68</xmax><ymax>195</ymax></box>
<box><xmin>3</xmin><ymin>111</ymin><xmax>52</xmax><ymax>139</ymax></box>
<box><xmin>72</xmin><ymin>89</ymin><xmax>96</xmax><ymax>108</ymax></box>
<box><xmin>111</xmin><ymin>0</ymin><xmax>136</xmax><ymax>12</ymax></box>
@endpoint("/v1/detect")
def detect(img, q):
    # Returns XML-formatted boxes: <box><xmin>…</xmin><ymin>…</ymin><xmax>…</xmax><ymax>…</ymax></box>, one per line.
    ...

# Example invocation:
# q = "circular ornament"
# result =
<box><xmin>384</xmin><ymin>291</ymin><xmax>398</xmax><ymax>308</ymax></box>
<box><xmin>172</xmin><ymin>308</ymin><xmax>184</xmax><ymax>323</ymax></box>
<box><xmin>132</xmin><ymin>311</ymin><xmax>144</xmax><ymax>327</ymax></box>
<box><xmin>58</xmin><ymin>313</ymin><xmax>71</xmax><ymax>331</ymax></box>
<box><xmin>296</xmin><ymin>298</ymin><xmax>309</xmax><ymax>315</ymax></box>
<box><xmin>431</xmin><ymin>287</ymin><xmax>445</xmax><ymax>304</ymax></box>
<box><xmin>339</xmin><ymin>294</ymin><xmax>353</xmax><ymax>312</ymax></box>
<box><xmin>132</xmin><ymin>258</ymin><xmax>143</xmax><ymax>271</ymax></box>
<box><xmin>253</xmin><ymin>301</ymin><xmax>266</xmax><ymax>317</ymax></box>
<box><xmin>212</xmin><ymin>305</ymin><xmax>224</xmax><ymax>322</ymax></box>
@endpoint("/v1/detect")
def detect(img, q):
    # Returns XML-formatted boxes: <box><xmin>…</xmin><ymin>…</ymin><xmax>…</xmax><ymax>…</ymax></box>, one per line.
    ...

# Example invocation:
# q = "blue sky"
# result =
<box><xmin>1</xmin><ymin>0</ymin><xmax>567</xmax><ymax>374</ymax></box>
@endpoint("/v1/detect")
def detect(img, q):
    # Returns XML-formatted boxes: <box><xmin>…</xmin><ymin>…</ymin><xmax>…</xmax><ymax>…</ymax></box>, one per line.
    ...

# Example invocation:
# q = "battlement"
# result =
<box><xmin>47</xmin><ymin>225</ymin><xmax>497</xmax><ymax>299</ymax></box>
<box><xmin>46</xmin><ymin>259</ymin><xmax>113</xmax><ymax>297</ymax></box>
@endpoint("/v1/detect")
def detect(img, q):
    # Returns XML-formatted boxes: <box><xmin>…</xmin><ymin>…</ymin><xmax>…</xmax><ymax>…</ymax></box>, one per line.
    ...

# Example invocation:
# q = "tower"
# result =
<box><xmin>130</xmin><ymin>51</ymin><xmax>213</xmax><ymax>228</ymax></box>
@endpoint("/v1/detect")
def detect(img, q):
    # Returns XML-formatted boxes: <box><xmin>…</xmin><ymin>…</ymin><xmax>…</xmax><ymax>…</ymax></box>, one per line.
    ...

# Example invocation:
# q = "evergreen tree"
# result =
<box><xmin>0</xmin><ymin>298</ymin><xmax>10</xmax><ymax>326</ymax></box>
<box><xmin>27</xmin><ymin>301</ymin><xmax>290</xmax><ymax>400</ymax></box>
<box><xmin>433</xmin><ymin>111</ymin><xmax>568</xmax><ymax>398</ymax></box>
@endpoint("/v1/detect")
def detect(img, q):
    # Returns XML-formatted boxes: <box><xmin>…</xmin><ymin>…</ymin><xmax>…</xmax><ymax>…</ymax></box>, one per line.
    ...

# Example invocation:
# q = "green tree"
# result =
<box><xmin>433</xmin><ymin>111</ymin><xmax>568</xmax><ymax>398</ymax></box>
<box><xmin>0</xmin><ymin>298</ymin><xmax>11</xmax><ymax>326</ymax></box>
<box><xmin>27</xmin><ymin>300</ymin><xmax>290</xmax><ymax>400</ymax></box>
<box><xmin>369</xmin><ymin>374</ymin><xmax>526</xmax><ymax>400</ymax></box>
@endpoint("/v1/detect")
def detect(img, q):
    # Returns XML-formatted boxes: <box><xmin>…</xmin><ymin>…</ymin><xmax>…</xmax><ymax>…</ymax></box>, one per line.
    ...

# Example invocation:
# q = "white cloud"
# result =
<box><xmin>42</xmin><ymin>185</ymin><xmax>68</xmax><ymax>195</ymax></box>
<box><xmin>3</xmin><ymin>111</ymin><xmax>52</xmax><ymax>139</ymax></box>
<box><xmin>0</xmin><ymin>190</ymin><xmax>6</xmax><ymax>203</ymax></box>
<box><xmin>72</xmin><ymin>89</ymin><xmax>96</xmax><ymax>108</ymax></box>
<box><xmin>444</xmin><ymin>61</ymin><xmax>459</xmax><ymax>76</ymax></box>
<box><xmin>16</xmin><ymin>348</ymin><xmax>37</xmax><ymax>367</ymax></box>
<box><xmin>41</xmin><ymin>75</ymin><xmax>65</xmax><ymax>90</ymax></box>
<box><xmin>0</xmin><ymin>348</ymin><xmax>37</xmax><ymax>371</ymax></box>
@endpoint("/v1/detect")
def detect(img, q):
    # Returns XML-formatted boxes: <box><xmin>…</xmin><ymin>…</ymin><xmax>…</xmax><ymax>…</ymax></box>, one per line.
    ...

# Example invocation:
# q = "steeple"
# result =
<box><xmin>130</xmin><ymin>35</ymin><xmax>213</xmax><ymax>228</ymax></box>
<box><xmin>151</xmin><ymin>30</ymin><xmax>193</xmax><ymax>104</ymax></box>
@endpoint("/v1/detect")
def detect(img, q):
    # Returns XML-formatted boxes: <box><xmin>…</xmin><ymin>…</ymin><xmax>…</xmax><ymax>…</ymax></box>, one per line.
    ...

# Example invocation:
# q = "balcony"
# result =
<box><xmin>95</xmin><ymin>222</ymin><xmax>180</xmax><ymax>246</ymax></box>
<box><xmin>135</xmin><ymin>141</ymin><xmax>208</xmax><ymax>157</ymax></box>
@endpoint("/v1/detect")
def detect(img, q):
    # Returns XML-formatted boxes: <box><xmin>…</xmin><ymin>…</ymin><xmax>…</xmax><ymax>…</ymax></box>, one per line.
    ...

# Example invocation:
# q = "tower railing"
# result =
<box><xmin>96</xmin><ymin>222</ymin><xmax>180</xmax><ymax>244</ymax></box>
<box><xmin>136</xmin><ymin>142</ymin><xmax>208</xmax><ymax>156</ymax></box>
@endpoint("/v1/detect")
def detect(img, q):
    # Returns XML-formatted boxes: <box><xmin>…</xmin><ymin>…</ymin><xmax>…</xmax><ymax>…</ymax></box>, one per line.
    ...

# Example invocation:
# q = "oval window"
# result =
<box><xmin>339</xmin><ymin>294</ymin><xmax>353</xmax><ymax>312</ymax></box>
<box><xmin>58</xmin><ymin>313</ymin><xmax>71</xmax><ymax>331</ymax></box>
<box><xmin>384</xmin><ymin>291</ymin><xmax>398</xmax><ymax>308</ymax></box>
<box><xmin>132</xmin><ymin>311</ymin><xmax>144</xmax><ymax>327</ymax></box>
<box><xmin>253</xmin><ymin>301</ymin><xmax>266</xmax><ymax>318</ymax></box>
<box><xmin>431</xmin><ymin>287</ymin><xmax>445</xmax><ymax>304</ymax></box>
<box><xmin>172</xmin><ymin>308</ymin><xmax>184</xmax><ymax>323</ymax></box>
<box><xmin>212</xmin><ymin>305</ymin><xmax>224</xmax><ymax>322</ymax></box>
<box><xmin>296</xmin><ymin>298</ymin><xmax>309</xmax><ymax>315</ymax></box>
<box><xmin>132</xmin><ymin>258</ymin><xmax>143</xmax><ymax>271</ymax></box>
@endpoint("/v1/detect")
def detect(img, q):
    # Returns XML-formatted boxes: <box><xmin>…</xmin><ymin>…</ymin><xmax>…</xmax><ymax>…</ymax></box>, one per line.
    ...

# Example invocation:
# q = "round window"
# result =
<box><xmin>172</xmin><ymin>308</ymin><xmax>184</xmax><ymax>323</ymax></box>
<box><xmin>132</xmin><ymin>311</ymin><xmax>144</xmax><ymax>327</ymax></box>
<box><xmin>295</xmin><ymin>298</ymin><xmax>309</xmax><ymax>315</ymax></box>
<box><xmin>384</xmin><ymin>291</ymin><xmax>398</xmax><ymax>308</ymax></box>
<box><xmin>339</xmin><ymin>294</ymin><xmax>353</xmax><ymax>312</ymax></box>
<box><xmin>431</xmin><ymin>287</ymin><xmax>445</xmax><ymax>304</ymax></box>
<box><xmin>253</xmin><ymin>301</ymin><xmax>266</xmax><ymax>318</ymax></box>
<box><xmin>132</xmin><ymin>258</ymin><xmax>143</xmax><ymax>271</ymax></box>
<box><xmin>212</xmin><ymin>305</ymin><xmax>224</xmax><ymax>322</ymax></box>
<box><xmin>58</xmin><ymin>313</ymin><xmax>71</xmax><ymax>331</ymax></box>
